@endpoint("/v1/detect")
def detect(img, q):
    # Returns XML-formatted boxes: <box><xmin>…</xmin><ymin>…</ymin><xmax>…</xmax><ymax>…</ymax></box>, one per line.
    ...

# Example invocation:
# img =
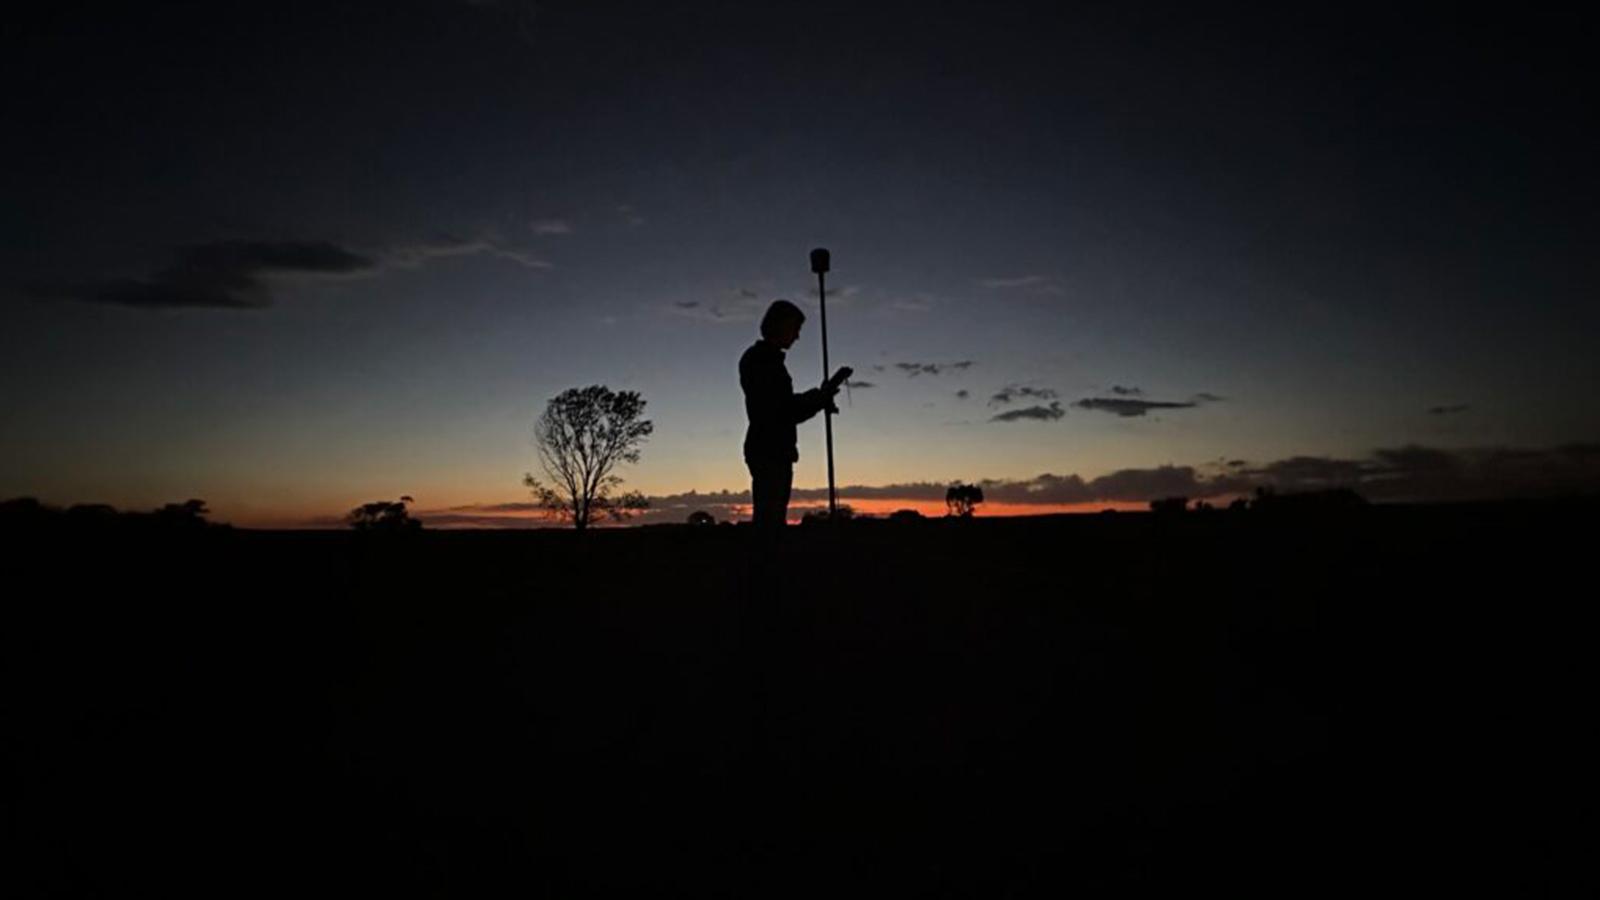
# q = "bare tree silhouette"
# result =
<box><xmin>524</xmin><ymin>385</ymin><xmax>653</xmax><ymax>531</ymax></box>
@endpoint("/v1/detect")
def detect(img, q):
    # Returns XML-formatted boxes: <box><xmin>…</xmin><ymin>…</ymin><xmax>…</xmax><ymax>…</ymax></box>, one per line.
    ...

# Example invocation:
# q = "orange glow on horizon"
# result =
<box><xmin>391</xmin><ymin>495</ymin><xmax>1153</xmax><ymax>528</ymax></box>
<box><xmin>219</xmin><ymin>491</ymin><xmax>1163</xmax><ymax>529</ymax></box>
<box><xmin>799</xmin><ymin>496</ymin><xmax>1149</xmax><ymax>521</ymax></box>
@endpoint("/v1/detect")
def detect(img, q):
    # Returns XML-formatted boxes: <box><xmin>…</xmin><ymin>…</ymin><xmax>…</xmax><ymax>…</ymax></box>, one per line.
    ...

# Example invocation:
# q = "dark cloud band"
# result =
<box><xmin>990</xmin><ymin>402</ymin><xmax>1065</xmax><ymax>422</ymax></box>
<box><xmin>412</xmin><ymin>443</ymin><xmax>1600</xmax><ymax>527</ymax></box>
<box><xmin>32</xmin><ymin>240</ymin><xmax>377</xmax><ymax>310</ymax></box>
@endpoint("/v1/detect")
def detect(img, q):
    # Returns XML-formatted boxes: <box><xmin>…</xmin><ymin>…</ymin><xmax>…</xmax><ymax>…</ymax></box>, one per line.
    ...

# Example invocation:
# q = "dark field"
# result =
<box><xmin>8</xmin><ymin>503</ymin><xmax>1589</xmax><ymax>896</ymax></box>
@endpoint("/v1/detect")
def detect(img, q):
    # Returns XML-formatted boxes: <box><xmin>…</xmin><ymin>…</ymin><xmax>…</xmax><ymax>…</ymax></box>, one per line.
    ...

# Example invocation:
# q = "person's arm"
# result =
<box><xmin>788</xmin><ymin>366</ymin><xmax>851</xmax><ymax>423</ymax></box>
<box><xmin>744</xmin><ymin>350</ymin><xmax>847</xmax><ymax>425</ymax></box>
<box><xmin>789</xmin><ymin>386</ymin><xmax>829</xmax><ymax>424</ymax></box>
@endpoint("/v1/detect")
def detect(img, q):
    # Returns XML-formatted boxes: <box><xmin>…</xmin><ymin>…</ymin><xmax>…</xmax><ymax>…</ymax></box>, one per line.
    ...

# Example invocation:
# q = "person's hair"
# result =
<box><xmin>760</xmin><ymin>299</ymin><xmax>805</xmax><ymax>340</ymax></box>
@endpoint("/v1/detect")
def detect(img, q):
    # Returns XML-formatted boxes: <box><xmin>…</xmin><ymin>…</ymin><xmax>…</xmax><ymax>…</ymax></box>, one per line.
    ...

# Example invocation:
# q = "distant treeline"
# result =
<box><xmin>0</xmin><ymin>497</ymin><xmax>221</xmax><ymax>530</ymax></box>
<box><xmin>1154</xmin><ymin>487</ymin><xmax>1369</xmax><ymax>514</ymax></box>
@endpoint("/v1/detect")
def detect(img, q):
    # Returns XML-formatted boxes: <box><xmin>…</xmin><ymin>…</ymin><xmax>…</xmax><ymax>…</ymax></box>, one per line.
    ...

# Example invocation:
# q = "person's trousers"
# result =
<box><xmin>747</xmin><ymin>460</ymin><xmax>793</xmax><ymax>529</ymax></box>
<box><xmin>742</xmin><ymin>459</ymin><xmax>793</xmax><ymax>772</ymax></box>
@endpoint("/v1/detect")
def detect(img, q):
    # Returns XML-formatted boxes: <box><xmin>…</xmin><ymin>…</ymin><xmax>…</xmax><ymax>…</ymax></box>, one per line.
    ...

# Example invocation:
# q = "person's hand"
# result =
<box><xmin>824</xmin><ymin>398</ymin><xmax>841</xmax><ymax>415</ymax></box>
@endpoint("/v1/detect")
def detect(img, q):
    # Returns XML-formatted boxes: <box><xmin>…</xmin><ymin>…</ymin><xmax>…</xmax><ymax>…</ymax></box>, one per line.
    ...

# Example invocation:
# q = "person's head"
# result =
<box><xmin>759</xmin><ymin>299</ymin><xmax>805</xmax><ymax>349</ymax></box>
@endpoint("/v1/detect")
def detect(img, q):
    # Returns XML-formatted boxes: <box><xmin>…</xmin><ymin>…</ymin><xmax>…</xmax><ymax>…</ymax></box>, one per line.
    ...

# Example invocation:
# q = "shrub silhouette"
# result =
<box><xmin>347</xmin><ymin>497</ymin><xmax>422</xmax><ymax>532</ymax></box>
<box><xmin>687</xmin><ymin>510</ymin><xmax>715</xmax><ymax>526</ymax></box>
<box><xmin>945</xmin><ymin>483</ymin><xmax>984</xmax><ymax>517</ymax></box>
<box><xmin>3</xmin><ymin>497</ymin><xmax>223</xmax><ymax>531</ymax></box>
<box><xmin>154</xmin><ymin>499</ymin><xmax>211</xmax><ymax>527</ymax></box>
<box><xmin>1252</xmin><ymin>487</ymin><xmax>1367</xmax><ymax>512</ymax></box>
<box><xmin>801</xmin><ymin>504</ymin><xmax>854</xmax><ymax>525</ymax></box>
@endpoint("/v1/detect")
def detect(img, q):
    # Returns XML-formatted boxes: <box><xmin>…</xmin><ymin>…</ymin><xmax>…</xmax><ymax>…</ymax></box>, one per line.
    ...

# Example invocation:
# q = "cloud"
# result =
<box><xmin>1073</xmin><ymin>398</ymin><xmax>1198</xmax><ymax>417</ymax></box>
<box><xmin>807</xmin><ymin>283</ymin><xmax>861</xmax><ymax>299</ymax></box>
<box><xmin>530</xmin><ymin>219</ymin><xmax>573</xmax><ymax>235</ymax></box>
<box><xmin>412</xmin><ymin>513</ymin><xmax>546</xmax><ymax>528</ymax></box>
<box><xmin>617</xmin><ymin>204</ymin><xmax>646</xmax><ymax>226</ymax></box>
<box><xmin>956</xmin><ymin>389</ymin><xmax>970</xmax><ymax>400</ymax></box>
<box><xmin>385</xmin><ymin>235</ymin><xmax>551</xmax><ymax>271</ymax></box>
<box><xmin>32</xmin><ymin>233</ymin><xmax>558</xmax><ymax>311</ymax></box>
<box><xmin>1429</xmin><ymin>404</ymin><xmax>1470</xmax><ymax>416</ymax></box>
<box><xmin>1083</xmin><ymin>466</ymin><xmax>1236</xmax><ymax>501</ymax></box>
<box><xmin>894</xmin><ymin>360</ymin><xmax>974</xmax><ymax>377</ymax></box>
<box><xmin>1232</xmin><ymin>443</ymin><xmax>1600</xmax><ymax>501</ymax></box>
<box><xmin>973</xmin><ymin>473</ymin><xmax>1092</xmax><ymax>504</ymax></box>
<box><xmin>845</xmin><ymin>380</ymin><xmax>876</xmax><ymax>389</ymax></box>
<box><xmin>1372</xmin><ymin>445</ymin><xmax>1462</xmax><ymax>474</ymax></box>
<box><xmin>978</xmin><ymin>275</ymin><xmax>1048</xmax><ymax>289</ymax></box>
<box><xmin>990</xmin><ymin>401</ymin><xmax>1065</xmax><ymax>422</ymax></box>
<box><xmin>1240</xmin><ymin>455</ymin><xmax>1374</xmax><ymax>489</ymax></box>
<box><xmin>31</xmin><ymin>240</ymin><xmax>378</xmax><ymax>310</ymax></box>
<box><xmin>989</xmin><ymin>384</ymin><xmax>1058</xmax><ymax>406</ymax></box>
<box><xmin>668</xmin><ymin>289</ymin><xmax>767</xmax><ymax>323</ymax></box>
<box><xmin>977</xmin><ymin>274</ymin><xmax>1065</xmax><ymax>296</ymax></box>
<box><xmin>1073</xmin><ymin>389</ymin><xmax>1222</xmax><ymax>417</ymax></box>
<box><xmin>407</xmin><ymin>442</ymin><xmax>1600</xmax><ymax>528</ymax></box>
<box><xmin>463</xmin><ymin>502</ymin><xmax>542</xmax><ymax>512</ymax></box>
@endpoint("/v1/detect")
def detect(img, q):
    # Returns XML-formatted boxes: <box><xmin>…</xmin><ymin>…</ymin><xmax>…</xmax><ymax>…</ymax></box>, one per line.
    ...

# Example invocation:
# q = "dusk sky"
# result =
<box><xmin>4</xmin><ymin>3</ymin><xmax>1597</xmax><ymax>525</ymax></box>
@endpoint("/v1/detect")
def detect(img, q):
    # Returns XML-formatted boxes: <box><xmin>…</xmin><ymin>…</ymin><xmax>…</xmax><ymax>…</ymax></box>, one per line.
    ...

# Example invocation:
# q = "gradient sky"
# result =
<box><xmin>4</xmin><ymin>3</ymin><xmax>1597</xmax><ymax>525</ymax></box>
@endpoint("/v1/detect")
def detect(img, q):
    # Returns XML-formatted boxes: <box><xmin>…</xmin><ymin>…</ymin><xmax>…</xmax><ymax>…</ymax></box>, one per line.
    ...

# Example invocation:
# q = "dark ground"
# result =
<box><xmin>6</xmin><ymin>502</ymin><xmax>1590</xmax><ymax>896</ymax></box>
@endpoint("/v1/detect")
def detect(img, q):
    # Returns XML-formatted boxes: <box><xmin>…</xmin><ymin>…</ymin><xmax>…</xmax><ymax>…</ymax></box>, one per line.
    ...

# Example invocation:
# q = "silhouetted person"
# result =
<box><xmin>739</xmin><ymin>300</ymin><xmax>849</xmax><ymax>531</ymax></box>
<box><xmin>736</xmin><ymin>299</ymin><xmax>847</xmax><ymax>786</ymax></box>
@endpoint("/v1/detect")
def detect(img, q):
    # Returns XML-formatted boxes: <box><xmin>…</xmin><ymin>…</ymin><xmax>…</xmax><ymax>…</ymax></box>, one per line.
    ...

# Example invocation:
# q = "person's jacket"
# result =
<box><xmin>740</xmin><ymin>339</ymin><xmax>829</xmax><ymax>465</ymax></box>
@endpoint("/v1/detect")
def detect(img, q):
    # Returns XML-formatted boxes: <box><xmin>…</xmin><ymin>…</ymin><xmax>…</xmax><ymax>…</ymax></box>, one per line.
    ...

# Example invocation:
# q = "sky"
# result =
<box><xmin>3</xmin><ymin>2</ymin><xmax>1597</xmax><ymax>526</ymax></box>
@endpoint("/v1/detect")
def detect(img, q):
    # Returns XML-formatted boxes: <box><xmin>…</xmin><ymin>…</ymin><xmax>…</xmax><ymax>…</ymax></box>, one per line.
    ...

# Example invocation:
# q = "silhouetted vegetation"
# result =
<box><xmin>1150</xmin><ymin>496</ymin><xmax>1189</xmax><ymax>514</ymax></box>
<box><xmin>524</xmin><ymin>385</ymin><xmax>652</xmax><ymax>531</ymax></box>
<box><xmin>346</xmin><ymin>497</ymin><xmax>422</xmax><ymax>532</ymax></box>
<box><xmin>1250</xmin><ymin>486</ymin><xmax>1368</xmax><ymax>512</ymax></box>
<box><xmin>888</xmin><ymin>508</ymin><xmax>925</xmax><ymax>522</ymax></box>
<box><xmin>0</xmin><ymin>496</ymin><xmax>51</xmax><ymax>525</ymax></box>
<box><xmin>1139</xmin><ymin>488</ymin><xmax>1370</xmax><ymax>516</ymax></box>
<box><xmin>687</xmin><ymin>510</ymin><xmax>716</xmax><ymax>526</ymax></box>
<box><xmin>800</xmin><ymin>503</ymin><xmax>855</xmax><ymax>525</ymax></box>
<box><xmin>945</xmin><ymin>482</ymin><xmax>985</xmax><ymax>517</ymax></box>
<box><xmin>0</xmin><ymin>496</ymin><xmax>221</xmax><ymax>530</ymax></box>
<box><xmin>153</xmin><ymin>499</ymin><xmax>212</xmax><ymax>527</ymax></box>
